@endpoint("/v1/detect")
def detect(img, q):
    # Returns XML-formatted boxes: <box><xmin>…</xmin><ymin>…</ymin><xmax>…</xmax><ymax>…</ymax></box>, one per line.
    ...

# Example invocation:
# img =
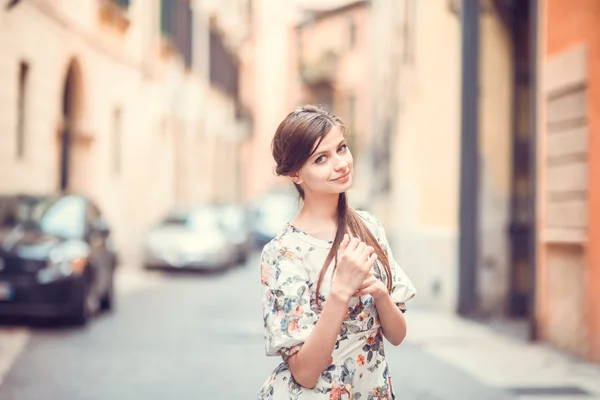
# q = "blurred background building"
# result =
<box><xmin>1</xmin><ymin>0</ymin><xmax>599</xmax><ymax>367</ymax></box>
<box><xmin>0</xmin><ymin>0</ymin><xmax>252</xmax><ymax>267</ymax></box>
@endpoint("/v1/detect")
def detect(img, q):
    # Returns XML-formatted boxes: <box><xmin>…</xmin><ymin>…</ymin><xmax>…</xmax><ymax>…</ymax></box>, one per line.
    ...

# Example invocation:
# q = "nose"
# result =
<box><xmin>333</xmin><ymin>154</ymin><xmax>349</xmax><ymax>172</ymax></box>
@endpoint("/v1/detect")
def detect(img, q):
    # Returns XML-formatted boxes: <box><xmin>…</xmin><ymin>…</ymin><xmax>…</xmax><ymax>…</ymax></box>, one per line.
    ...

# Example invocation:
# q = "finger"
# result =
<box><xmin>363</xmin><ymin>271</ymin><xmax>376</xmax><ymax>280</ymax></box>
<box><xmin>346</xmin><ymin>237</ymin><xmax>360</xmax><ymax>252</ymax></box>
<box><xmin>366</xmin><ymin>253</ymin><xmax>378</xmax><ymax>268</ymax></box>
<box><xmin>339</xmin><ymin>234</ymin><xmax>350</xmax><ymax>252</ymax></box>
<box><xmin>354</xmin><ymin>241</ymin><xmax>367</xmax><ymax>257</ymax></box>
<box><xmin>356</xmin><ymin>277</ymin><xmax>376</xmax><ymax>291</ymax></box>
<box><xmin>355</xmin><ymin>287</ymin><xmax>374</xmax><ymax>297</ymax></box>
<box><xmin>356</xmin><ymin>272</ymin><xmax>376</xmax><ymax>288</ymax></box>
<box><xmin>359</xmin><ymin>246</ymin><xmax>375</xmax><ymax>262</ymax></box>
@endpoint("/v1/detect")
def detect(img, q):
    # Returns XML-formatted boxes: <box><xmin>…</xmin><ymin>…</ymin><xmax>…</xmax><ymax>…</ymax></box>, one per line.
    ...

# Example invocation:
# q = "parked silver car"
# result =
<box><xmin>213</xmin><ymin>203</ymin><xmax>252</xmax><ymax>264</ymax></box>
<box><xmin>249</xmin><ymin>191</ymin><xmax>300</xmax><ymax>248</ymax></box>
<box><xmin>142</xmin><ymin>206</ymin><xmax>239</xmax><ymax>271</ymax></box>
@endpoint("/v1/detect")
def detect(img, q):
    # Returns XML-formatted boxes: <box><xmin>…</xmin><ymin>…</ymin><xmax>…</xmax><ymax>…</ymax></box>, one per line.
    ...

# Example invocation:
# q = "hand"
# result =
<box><xmin>331</xmin><ymin>234</ymin><xmax>378</xmax><ymax>301</ymax></box>
<box><xmin>354</xmin><ymin>272</ymin><xmax>388</xmax><ymax>301</ymax></box>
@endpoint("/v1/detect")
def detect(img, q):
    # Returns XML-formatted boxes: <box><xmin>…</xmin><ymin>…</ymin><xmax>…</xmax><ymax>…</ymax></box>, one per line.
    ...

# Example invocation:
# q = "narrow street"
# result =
<box><xmin>0</xmin><ymin>253</ymin><xmax>553</xmax><ymax>400</ymax></box>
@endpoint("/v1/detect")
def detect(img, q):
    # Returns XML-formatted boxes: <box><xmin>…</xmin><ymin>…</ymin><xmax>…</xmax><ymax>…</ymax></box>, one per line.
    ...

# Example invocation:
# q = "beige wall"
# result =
<box><xmin>370</xmin><ymin>0</ymin><xmax>514</xmax><ymax>315</ymax></box>
<box><xmin>290</xmin><ymin>2</ymin><xmax>371</xmax><ymax>207</ymax></box>
<box><xmin>476</xmin><ymin>2</ymin><xmax>514</xmax><ymax>316</ymax></box>
<box><xmin>243</xmin><ymin>0</ymin><xmax>356</xmax><ymax>200</ymax></box>
<box><xmin>371</xmin><ymin>0</ymin><xmax>461</xmax><ymax>311</ymax></box>
<box><xmin>243</xmin><ymin>0</ymin><xmax>295</xmax><ymax>200</ymax></box>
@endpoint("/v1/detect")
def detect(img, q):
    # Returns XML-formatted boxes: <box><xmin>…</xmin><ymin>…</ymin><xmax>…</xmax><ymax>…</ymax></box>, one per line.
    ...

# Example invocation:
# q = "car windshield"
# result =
<box><xmin>216</xmin><ymin>205</ymin><xmax>246</xmax><ymax>231</ymax></box>
<box><xmin>0</xmin><ymin>196</ymin><xmax>85</xmax><ymax>239</ymax></box>
<box><xmin>159</xmin><ymin>208</ymin><xmax>223</xmax><ymax>234</ymax></box>
<box><xmin>255</xmin><ymin>194</ymin><xmax>298</xmax><ymax>221</ymax></box>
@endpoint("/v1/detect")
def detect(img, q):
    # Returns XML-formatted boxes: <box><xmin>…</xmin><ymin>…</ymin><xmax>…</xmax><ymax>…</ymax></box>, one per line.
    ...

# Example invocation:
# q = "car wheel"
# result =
<box><xmin>69</xmin><ymin>270</ymin><xmax>99</xmax><ymax>326</ymax></box>
<box><xmin>100</xmin><ymin>266</ymin><xmax>115</xmax><ymax>312</ymax></box>
<box><xmin>238</xmin><ymin>250</ymin><xmax>248</xmax><ymax>265</ymax></box>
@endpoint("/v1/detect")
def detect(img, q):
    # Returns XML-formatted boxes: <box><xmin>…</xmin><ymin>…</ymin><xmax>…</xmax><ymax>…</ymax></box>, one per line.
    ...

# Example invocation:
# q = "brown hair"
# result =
<box><xmin>272</xmin><ymin>104</ymin><xmax>392</xmax><ymax>304</ymax></box>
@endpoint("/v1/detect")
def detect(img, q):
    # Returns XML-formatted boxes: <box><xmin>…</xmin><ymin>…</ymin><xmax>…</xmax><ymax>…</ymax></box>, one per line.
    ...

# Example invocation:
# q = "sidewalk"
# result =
<box><xmin>403</xmin><ymin>308</ymin><xmax>600</xmax><ymax>399</ymax></box>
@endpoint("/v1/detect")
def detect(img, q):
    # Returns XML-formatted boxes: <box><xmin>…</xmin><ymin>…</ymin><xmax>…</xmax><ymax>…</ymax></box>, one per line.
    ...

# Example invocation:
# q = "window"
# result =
<box><xmin>111</xmin><ymin>107</ymin><xmax>122</xmax><ymax>176</ymax></box>
<box><xmin>115</xmin><ymin>0</ymin><xmax>130</xmax><ymax>9</ymax></box>
<box><xmin>347</xmin><ymin>92</ymin><xmax>357</xmax><ymax>154</ymax></box>
<box><xmin>448</xmin><ymin>0</ymin><xmax>461</xmax><ymax>15</ymax></box>
<box><xmin>403</xmin><ymin>0</ymin><xmax>416</xmax><ymax>64</ymax></box>
<box><xmin>296</xmin><ymin>31</ymin><xmax>303</xmax><ymax>57</ymax></box>
<box><xmin>16</xmin><ymin>61</ymin><xmax>29</xmax><ymax>159</ymax></box>
<box><xmin>161</xmin><ymin>0</ymin><xmax>194</xmax><ymax>68</ymax></box>
<box><xmin>38</xmin><ymin>196</ymin><xmax>86</xmax><ymax>240</ymax></box>
<box><xmin>348</xmin><ymin>18</ymin><xmax>357</xmax><ymax>49</ymax></box>
<box><xmin>209</xmin><ymin>27</ymin><xmax>239</xmax><ymax>97</ymax></box>
<box><xmin>247</xmin><ymin>0</ymin><xmax>253</xmax><ymax>24</ymax></box>
<box><xmin>347</xmin><ymin>93</ymin><xmax>356</xmax><ymax>130</ymax></box>
<box><xmin>160</xmin><ymin>0</ymin><xmax>172</xmax><ymax>35</ymax></box>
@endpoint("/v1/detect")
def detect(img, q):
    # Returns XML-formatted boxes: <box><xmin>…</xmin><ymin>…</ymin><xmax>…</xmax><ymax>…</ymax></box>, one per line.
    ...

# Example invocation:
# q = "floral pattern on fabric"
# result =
<box><xmin>258</xmin><ymin>210</ymin><xmax>416</xmax><ymax>399</ymax></box>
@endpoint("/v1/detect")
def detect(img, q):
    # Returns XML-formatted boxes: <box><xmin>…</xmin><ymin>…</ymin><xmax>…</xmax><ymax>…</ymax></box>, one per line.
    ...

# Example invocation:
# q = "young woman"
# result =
<box><xmin>258</xmin><ymin>105</ymin><xmax>416</xmax><ymax>399</ymax></box>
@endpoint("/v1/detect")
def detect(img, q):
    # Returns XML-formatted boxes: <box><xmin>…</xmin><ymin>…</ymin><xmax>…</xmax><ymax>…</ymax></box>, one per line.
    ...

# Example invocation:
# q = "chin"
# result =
<box><xmin>334</xmin><ymin>177</ymin><xmax>353</xmax><ymax>193</ymax></box>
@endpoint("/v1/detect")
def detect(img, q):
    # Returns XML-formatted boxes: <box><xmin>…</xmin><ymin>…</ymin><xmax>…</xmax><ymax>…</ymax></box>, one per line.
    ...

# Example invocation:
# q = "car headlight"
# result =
<box><xmin>178</xmin><ymin>240</ymin><xmax>204</xmax><ymax>255</ymax></box>
<box><xmin>37</xmin><ymin>246</ymin><xmax>88</xmax><ymax>283</ymax></box>
<box><xmin>179</xmin><ymin>234</ymin><xmax>227</xmax><ymax>254</ymax></box>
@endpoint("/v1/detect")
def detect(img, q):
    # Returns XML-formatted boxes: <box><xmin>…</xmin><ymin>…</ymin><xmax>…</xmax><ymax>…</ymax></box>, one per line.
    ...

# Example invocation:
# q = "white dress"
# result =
<box><xmin>258</xmin><ymin>210</ymin><xmax>416</xmax><ymax>400</ymax></box>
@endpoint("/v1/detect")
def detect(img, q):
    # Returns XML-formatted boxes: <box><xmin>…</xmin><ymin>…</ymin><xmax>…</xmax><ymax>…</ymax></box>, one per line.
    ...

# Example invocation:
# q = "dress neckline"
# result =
<box><xmin>285</xmin><ymin>223</ymin><xmax>334</xmax><ymax>247</ymax></box>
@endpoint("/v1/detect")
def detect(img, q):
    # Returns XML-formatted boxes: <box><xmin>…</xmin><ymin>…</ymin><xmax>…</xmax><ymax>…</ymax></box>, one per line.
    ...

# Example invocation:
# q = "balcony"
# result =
<box><xmin>160</xmin><ymin>0</ymin><xmax>194</xmax><ymax>68</ymax></box>
<box><xmin>209</xmin><ymin>26</ymin><xmax>239</xmax><ymax>98</ymax></box>
<box><xmin>299</xmin><ymin>50</ymin><xmax>339</xmax><ymax>86</ymax></box>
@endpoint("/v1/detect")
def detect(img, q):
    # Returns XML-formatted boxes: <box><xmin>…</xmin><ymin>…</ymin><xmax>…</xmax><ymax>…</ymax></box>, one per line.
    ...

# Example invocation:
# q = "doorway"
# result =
<box><xmin>59</xmin><ymin>59</ymin><xmax>84</xmax><ymax>192</ymax></box>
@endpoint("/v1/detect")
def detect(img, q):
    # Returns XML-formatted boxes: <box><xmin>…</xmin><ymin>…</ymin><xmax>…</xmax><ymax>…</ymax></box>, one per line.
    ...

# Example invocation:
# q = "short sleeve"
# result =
<box><xmin>358</xmin><ymin>210</ymin><xmax>417</xmax><ymax>312</ymax></box>
<box><xmin>260</xmin><ymin>241</ymin><xmax>317</xmax><ymax>360</ymax></box>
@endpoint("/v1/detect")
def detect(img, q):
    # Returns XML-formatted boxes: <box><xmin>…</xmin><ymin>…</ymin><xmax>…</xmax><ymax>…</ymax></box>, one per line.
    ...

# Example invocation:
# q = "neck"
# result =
<box><xmin>300</xmin><ymin>191</ymin><xmax>341</xmax><ymax>222</ymax></box>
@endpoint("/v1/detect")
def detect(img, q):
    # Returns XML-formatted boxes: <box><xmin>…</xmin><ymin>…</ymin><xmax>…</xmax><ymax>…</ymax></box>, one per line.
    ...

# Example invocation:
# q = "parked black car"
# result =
<box><xmin>0</xmin><ymin>194</ymin><xmax>117</xmax><ymax>325</ymax></box>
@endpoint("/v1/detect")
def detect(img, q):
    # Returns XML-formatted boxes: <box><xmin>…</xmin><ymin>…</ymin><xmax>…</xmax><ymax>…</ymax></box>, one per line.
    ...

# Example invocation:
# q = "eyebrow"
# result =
<box><xmin>311</xmin><ymin>139</ymin><xmax>346</xmax><ymax>159</ymax></box>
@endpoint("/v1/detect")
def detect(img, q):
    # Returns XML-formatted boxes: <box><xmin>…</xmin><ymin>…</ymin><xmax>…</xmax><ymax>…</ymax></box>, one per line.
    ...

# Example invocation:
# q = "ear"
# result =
<box><xmin>290</xmin><ymin>172</ymin><xmax>304</xmax><ymax>185</ymax></box>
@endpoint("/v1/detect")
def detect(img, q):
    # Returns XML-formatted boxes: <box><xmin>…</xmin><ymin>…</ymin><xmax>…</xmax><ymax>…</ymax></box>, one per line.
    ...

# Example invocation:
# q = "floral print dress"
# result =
<box><xmin>258</xmin><ymin>211</ymin><xmax>417</xmax><ymax>400</ymax></box>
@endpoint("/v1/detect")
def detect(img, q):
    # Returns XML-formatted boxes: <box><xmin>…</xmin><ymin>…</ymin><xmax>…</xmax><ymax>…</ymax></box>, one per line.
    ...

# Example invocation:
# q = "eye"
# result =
<box><xmin>337</xmin><ymin>144</ymin><xmax>348</xmax><ymax>153</ymax></box>
<box><xmin>315</xmin><ymin>155</ymin><xmax>326</xmax><ymax>164</ymax></box>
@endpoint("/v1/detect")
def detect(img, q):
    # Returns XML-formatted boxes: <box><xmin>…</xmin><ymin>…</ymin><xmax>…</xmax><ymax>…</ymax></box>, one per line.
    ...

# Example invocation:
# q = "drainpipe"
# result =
<box><xmin>528</xmin><ymin>0</ymin><xmax>539</xmax><ymax>341</ymax></box>
<box><xmin>458</xmin><ymin>0</ymin><xmax>480</xmax><ymax>316</ymax></box>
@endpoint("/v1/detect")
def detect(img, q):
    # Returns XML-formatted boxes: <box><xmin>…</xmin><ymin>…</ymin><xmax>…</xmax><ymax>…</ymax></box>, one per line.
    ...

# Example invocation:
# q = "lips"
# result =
<box><xmin>332</xmin><ymin>170</ymin><xmax>351</xmax><ymax>182</ymax></box>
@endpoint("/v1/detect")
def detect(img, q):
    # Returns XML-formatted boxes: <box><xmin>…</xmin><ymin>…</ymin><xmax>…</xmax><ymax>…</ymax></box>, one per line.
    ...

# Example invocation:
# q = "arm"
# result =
<box><xmin>354</xmin><ymin>210</ymin><xmax>417</xmax><ymax>346</ymax></box>
<box><xmin>372</xmin><ymin>289</ymin><xmax>407</xmax><ymax>346</ymax></box>
<box><xmin>288</xmin><ymin>236</ymin><xmax>377</xmax><ymax>388</ymax></box>
<box><xmin>261</xmin><ymin>236</ymin><xmax>377</xmax><ymax>389</ymax></box>
<box><xmin>261</xmin><ymin>245</ymin><xmax>345</xmax><ymax>389</ymax></box>
<box><xmin>355</xmin><ymin>274</ymin><xmax>407</xmax><ymax>346</ymax></box>
<box><xmin>287</xmin><ymin>290</ymin><xmax>350</xmax><ymax>388</ymax></box>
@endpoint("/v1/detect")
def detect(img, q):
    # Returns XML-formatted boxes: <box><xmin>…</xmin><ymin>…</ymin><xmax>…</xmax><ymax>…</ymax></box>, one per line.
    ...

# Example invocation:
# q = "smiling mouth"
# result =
<box><xmin>332</xmin><ymin>171</ymin><xmax>351</xmax><ymax>181</ymax></box>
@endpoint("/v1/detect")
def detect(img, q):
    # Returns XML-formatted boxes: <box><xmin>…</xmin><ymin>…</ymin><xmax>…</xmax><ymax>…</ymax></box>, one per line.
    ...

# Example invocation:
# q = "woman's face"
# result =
<box><xmin>292</xmin><ymin>125</ymin><xmax>354</xmax><ymax>195</ymax></box>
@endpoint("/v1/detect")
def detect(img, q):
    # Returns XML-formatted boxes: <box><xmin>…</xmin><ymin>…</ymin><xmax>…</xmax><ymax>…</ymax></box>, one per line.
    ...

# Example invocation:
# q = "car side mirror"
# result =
<box><xmin>92</xmin><ymin>220</ymin><xmax>111</xmax><ymax>236</ymax></box>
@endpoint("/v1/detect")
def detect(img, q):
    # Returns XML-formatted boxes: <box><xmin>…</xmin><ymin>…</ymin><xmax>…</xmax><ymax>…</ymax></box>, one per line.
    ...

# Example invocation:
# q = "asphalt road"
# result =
<box><xmin>0</xmin><ymin>254</ymin><xmax>513</xmax><ymax>400</ymax></box>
